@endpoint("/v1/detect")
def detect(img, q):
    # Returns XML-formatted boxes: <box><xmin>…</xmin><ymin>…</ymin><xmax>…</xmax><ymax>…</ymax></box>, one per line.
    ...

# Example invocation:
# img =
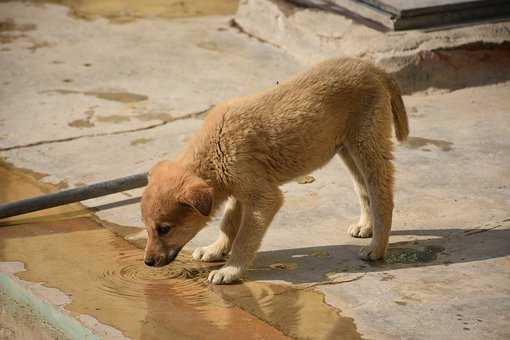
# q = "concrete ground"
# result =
<box><xmin>1</xmin><ymin>290</ymin><xmax>68</xmax><ymax>340</ymax></box>
<box><xmin>1</xmin><ymin>1</ymin><xmax>510</xmax><ymax>339</ymax></box>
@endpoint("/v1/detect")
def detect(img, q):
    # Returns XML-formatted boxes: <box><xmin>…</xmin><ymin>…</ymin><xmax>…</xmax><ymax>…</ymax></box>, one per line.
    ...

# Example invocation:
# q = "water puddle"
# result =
<box><xmin>215</xmin><ymin>282</ymin><xmax>361</xmax><ymax>340</ymax></box>
<box><xmin>24</xmin><ymin>0</ymin><xmax>239</xmax><ymax>23</ymax></box>
<box><xmin>0</xmin><ymin>162</ymin><xmax>85</xmax><ymax>226</ymax></box>
<box><xmin>0</xmin><ymin>160</ymin><xmax>363</xmax><ymax>339</ymax></box>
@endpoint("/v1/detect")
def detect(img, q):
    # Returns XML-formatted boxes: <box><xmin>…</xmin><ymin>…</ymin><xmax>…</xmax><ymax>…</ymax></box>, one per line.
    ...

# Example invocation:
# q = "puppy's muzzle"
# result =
<box><xmin>144</xmin><ymin>247</ymin><xmax>182</xmax><ymax>267</ymax></box>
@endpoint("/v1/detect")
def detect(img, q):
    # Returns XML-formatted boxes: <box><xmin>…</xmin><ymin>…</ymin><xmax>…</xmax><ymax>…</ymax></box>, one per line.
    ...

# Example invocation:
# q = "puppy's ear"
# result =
<box><xmin>179</xmin><ymin>180</ymin><xmax>213</xmax><ymax>216</ymax></box>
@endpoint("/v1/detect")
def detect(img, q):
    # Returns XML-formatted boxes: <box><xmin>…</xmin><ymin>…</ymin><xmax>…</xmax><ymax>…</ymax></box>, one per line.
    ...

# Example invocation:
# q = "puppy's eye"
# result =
<box><xmin>179</xmin><ymin>202</ymin><xmax>191</xmax><ymax>209</ymax></box>
<box><xmin>156</xmin><ymin>224</ymin><xmax>172</xmax><ymax>236</ymax></box>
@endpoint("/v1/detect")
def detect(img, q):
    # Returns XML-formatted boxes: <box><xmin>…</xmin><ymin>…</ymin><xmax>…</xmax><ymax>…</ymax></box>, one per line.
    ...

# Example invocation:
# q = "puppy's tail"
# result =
<box><xmin>385</xmin><ymin>75</ymin><xmax>409</xmax><ymax>142</ymax></box>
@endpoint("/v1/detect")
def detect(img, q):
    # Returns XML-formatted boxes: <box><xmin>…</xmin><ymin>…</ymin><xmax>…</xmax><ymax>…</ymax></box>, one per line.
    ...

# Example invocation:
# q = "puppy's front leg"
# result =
<box><xmin>193</xmin><ymin>197</ymin><xmax>242</xmax><ymax>262</ymax></box>
<box><xmin>208</xmin><ymin>189</ymin><xmax>283</xmax><ymax>284</ymax></box>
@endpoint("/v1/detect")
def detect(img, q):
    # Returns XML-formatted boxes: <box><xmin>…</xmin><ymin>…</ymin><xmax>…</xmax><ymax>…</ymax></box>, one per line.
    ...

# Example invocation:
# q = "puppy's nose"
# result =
<box><xmin>144</xmin><ymin>257</ymin><xmax>155</xmax><ymax>266</ymax></box>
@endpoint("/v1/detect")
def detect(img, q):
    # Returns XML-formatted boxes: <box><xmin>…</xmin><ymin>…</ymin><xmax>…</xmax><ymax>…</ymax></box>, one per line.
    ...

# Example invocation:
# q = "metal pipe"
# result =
<box><xmin>0</xmin><ymin>173</ymin><xmax>148</xmax><ymax>219</ymax></box>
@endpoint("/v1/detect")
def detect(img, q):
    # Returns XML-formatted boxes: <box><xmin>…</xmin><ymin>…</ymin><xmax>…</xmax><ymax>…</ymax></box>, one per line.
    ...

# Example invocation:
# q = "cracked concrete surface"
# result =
<box><xmin>0</xmin><ymin>106</ymin><xmax>209</xmax><ymax>152</ymax></box>
<box><xmin>1</xmin><ymin>1</ymin><xmax>510</xmax><ymax>340</ymax></box>
<box><xmin>0</xmin><ymin>1</ymin><xmax>302</xmax><ymax>150</ymax></box>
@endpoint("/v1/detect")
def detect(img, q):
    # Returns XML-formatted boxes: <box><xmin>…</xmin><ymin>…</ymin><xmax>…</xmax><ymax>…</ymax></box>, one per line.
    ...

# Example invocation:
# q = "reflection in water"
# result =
<box><xmin>215</xmin><ymin>282</ymin><xmax>362</xmax><ymax>340</ymax></box>
<box><xmin>0</xmin><ymin>160</ymin><xmax>363</xmax><ymax>339</ymax></box>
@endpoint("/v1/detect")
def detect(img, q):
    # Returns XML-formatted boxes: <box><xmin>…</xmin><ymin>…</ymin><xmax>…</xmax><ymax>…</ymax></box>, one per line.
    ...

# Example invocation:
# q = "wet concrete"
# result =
<box><xmin>0</xmin><ymin>161</ymin><xmax>363</xmax><ymax>339</ymax></box>
<box><xmin>25</xmin><ymin>0</ymin><xmax>239</xmax><ymax>23</ymax></box>
<box><xmin>0</xmin><ymin>162</ymin><xmax>81</xmax><ymax>226</ymax></box>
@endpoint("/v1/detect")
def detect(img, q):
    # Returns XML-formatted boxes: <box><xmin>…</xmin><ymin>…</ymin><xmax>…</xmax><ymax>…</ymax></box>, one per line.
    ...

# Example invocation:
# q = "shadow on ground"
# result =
<box><xmin>248</xmin><ymin>226</ymin><xmax>510</xmax><ymax>284</ymax></box>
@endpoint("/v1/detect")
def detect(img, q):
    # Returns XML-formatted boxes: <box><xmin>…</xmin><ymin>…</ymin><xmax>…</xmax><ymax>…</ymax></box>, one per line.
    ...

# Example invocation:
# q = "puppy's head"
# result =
<box><xmin>141</xmin><ymin>160</ymin><xmax>213</xmax><ymax>267</ymax></box>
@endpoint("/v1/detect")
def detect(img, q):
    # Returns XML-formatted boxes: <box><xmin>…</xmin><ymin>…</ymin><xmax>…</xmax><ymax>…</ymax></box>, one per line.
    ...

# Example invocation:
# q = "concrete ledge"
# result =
<box><xmin>235</xmin><ymin>0</ymin><xmax>510</xmax><ymax>93</ymax></box>
<box><xmin>0</xmin><ymin>262</ymin><xmax>125</xmax><ymax>340</ymax></box>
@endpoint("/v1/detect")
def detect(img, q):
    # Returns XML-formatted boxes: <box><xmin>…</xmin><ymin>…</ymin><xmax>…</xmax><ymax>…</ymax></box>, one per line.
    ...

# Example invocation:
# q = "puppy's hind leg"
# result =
<box><xmin>346</xmin><ymin>115</ymin><xmax>395</xmax><ymax>261</ymax></box>
<box><xmin>193</xmin><ymin>197</ymin><xmax>242</xmax><ymax>262</ymax></box>
<box><xmin>338</xmin><ymin>148</ymin><xmax>372</xmax><ymax>238</ymax></box>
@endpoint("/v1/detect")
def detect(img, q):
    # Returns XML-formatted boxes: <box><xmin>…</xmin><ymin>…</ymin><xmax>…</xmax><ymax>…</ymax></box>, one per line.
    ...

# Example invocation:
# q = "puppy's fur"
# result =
<box><xmin>142</xmin><ymin>58</ymin><xmax>409</xmax><ymax>284</ymax></box>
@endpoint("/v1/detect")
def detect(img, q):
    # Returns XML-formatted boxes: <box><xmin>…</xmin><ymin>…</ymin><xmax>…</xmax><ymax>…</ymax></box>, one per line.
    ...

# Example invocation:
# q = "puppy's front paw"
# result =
<box><xmin>359</xmin><ymin>243</ymin><xmax>386</xmax><ymax>261</ymax></box>
<box><xmin>348</xmin><ymin>223</ymin><xmax>373</xmax><ymax>238</ymax></box>
<box><xmin>208</xmin><ymin>266</ymin><xmax>242</xmax><ymax>284</ymax></box>
<box><xmin>192</xmin><ymin>245</ymin><xmax>226</xmax><ymax>262</ymax></box>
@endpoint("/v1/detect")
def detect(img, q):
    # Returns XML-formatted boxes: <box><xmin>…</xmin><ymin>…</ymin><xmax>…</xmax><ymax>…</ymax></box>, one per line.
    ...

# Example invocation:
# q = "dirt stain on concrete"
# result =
<box><xmin>384</xmin><ymin>245</ymin><xmax>445</xmax><ymax>265</ymax></box>
<box><xmin>380</xmin><ymin>272</ymin><xmax>395</xmax><ymax>281</ymax></box>
<box><xmin>404</xmin><ymin>137</ymin><xmax>453</xmax><ymax>152</ymax></box>
<box><xmin>0</xmin><ymin>19</ymin><xmax>52</xmax><ymax>52</ymax></box>
<box><xmin>197</xmin><ymin>41</ymin><xmax>221</xmax><ymax>52</ymax></box>
<box><xmin>0</xmin><ymin>18</ymin><xmax>36</xmax><ymax>33</ymax></box>
<box><xmin>296</xmin><ymin>175</ymin><xmax>316</xmax><ymax>184</ymax></box>
<box><xmin>27</xmin><ymin>40</ymin><xmax>54</xmax><ymax>53</ymax></box>
<box><xmin>96</xmin><ymin>114</ymin><xmax>131</xmax><ymax>123</ymax></box>
<box><xmin>270</xmin><ymin>262</ymin><xmax>298</xmax><ymax>271</ymax></box>
<box><xmin>68</xmin><ymin>118</ymin><xmax>94</xmax><ymax>128</ymax></box>
<box><xmin>0</xmin><ymin>161</ymin><xmax>363</xmax><ymax>340</ymax></box>
<box><xmin>27</xmin><ymin>0</ymin><xmax>239</xmax><ymax>23</ymax></box>
<box><xmin>87</xmin><ymin>91</ymin><xmax>148</xmax><ymax>103</ymax></box>
<box><xmin>136</xmin><ymin>112</ymin><xmax>174</xmax><ymax>122</ymax></box>
<box><xmin>44</xmin><ymin>89</ymin><xmax>148</xmax><ymax>103</ymax></box>
<box><xmin>130</xmin><ymin>138</ymin><xmax>153</xmax><ymax>146</ymax></box>
<box><xmin>0</xmin><ymin>18</ymin><xmax>29</xmax><ymax>44</ymax></box>
<box><xmin>68</xmin><ymin>108</ymin><xmax>95</xmax><ymax>129</ymax></box>
<box><xmin>0</xmin><ymin>35</ymin><xmax>24</xmax><ymax>44</ymax></box>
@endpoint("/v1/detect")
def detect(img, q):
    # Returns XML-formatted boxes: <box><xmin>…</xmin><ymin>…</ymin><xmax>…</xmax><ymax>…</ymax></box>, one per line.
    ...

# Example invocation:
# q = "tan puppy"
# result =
<box><xmin>141</xmin><ymin>58</ymin><xmax>409</xmax><ymax>284</ymax></box>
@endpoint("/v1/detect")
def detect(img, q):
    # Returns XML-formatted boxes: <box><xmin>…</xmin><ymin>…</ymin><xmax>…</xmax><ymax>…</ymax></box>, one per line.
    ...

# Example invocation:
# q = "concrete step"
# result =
<box><xmin>235</xmin><ymin>0</ymin><xmax>510</xmax><ymax>93</ymax></box>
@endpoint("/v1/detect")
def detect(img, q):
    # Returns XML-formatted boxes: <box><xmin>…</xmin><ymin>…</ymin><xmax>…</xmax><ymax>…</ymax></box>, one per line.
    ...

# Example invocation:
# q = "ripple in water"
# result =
<box><xmin>98</xmin><ymin>249</ymin><xmax>213</xmax><ymax>303</ymax></box>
